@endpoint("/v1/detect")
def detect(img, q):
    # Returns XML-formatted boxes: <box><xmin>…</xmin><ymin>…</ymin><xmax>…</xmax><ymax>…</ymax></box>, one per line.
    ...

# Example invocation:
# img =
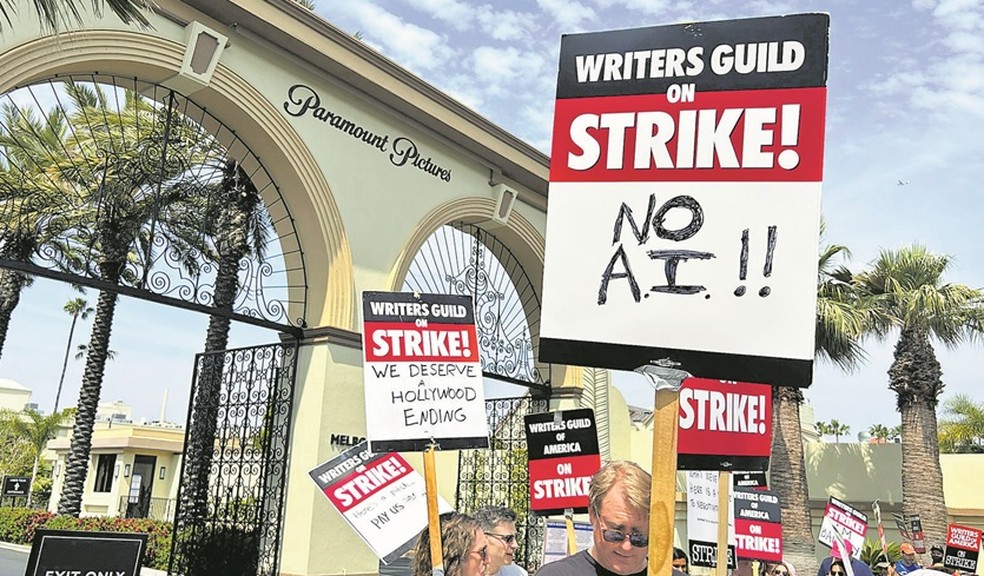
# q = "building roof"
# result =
<box><xmin>0</xmin><ymin>378</ymin><xmax>30</xmax><ymax>392</ymax></box>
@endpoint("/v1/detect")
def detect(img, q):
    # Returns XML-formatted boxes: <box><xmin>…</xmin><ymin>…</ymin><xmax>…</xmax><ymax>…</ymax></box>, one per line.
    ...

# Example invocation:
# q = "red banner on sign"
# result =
<box><xmin>528</xmin><ymin>453</ymin><xmax>601</xmax><ymax>512</ymax></box>
<box><xmin>735</xmin><ymin>518</ymin><xmax>783</xmax><ymax>562</ymax></box>
<box><xmin>325</xmin><ymin>453</ymin><xmax>412</xmax><ymax>513</ymax></box>
<box><xmin>677</xmin><ymin>378</ymin><xmax>773</xmax><ymax>470</ymax></box>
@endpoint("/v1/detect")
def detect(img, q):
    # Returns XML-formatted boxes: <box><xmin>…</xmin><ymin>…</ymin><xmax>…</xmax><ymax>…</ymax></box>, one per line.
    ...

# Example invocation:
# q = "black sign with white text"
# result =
<box><xmin>525</xmin><ymin>409</ymin><xmax>601</xmax><ymax>515</ymax></box>
<box><xmin>24</xmin><ymin>529</ymin><xmax>147</xmax><ymax>576</ymax></box>
<box><xmin>2</xmin><ymin>475</ymin><xmax>30</xmax><ymax>497</ymax></box>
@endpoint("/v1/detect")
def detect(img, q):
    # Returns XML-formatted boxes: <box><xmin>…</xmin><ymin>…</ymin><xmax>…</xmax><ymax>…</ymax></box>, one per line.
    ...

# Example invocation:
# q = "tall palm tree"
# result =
<box><xmin>0</xmin><ymin>407</ymin><xmax>66</xmax><ymax>506</ymax></box>
<box><xmin>770</xmin><ymin>230</ymin><xmax>869</xmax><ymax>576</ymax></box>
<box><xmin>938</xmin><ymin>394</ymin><xmax>984</xmax><ymax>453</ymax></box>
<box><xmin>854</xmin><ymin>244</ymin><xmax>984</xmax><ymax>545</ymax></box>
<box><xmin>54</xmin><ymin>297</ymin><xmax>93</xmax><ymax>413</ymax></box>
<box><xmin>180</xmin><ymin>159</ymin><xmax>270</xmax><ymax>524</ymax></box>
<box><xmin>0</xmin><ymin>0</ymin><xmax>150</xmax><ymax>32</ymax></box>
<box><xmin>0</xmin><ymin>103</ymin><xmax>72</xmax><ymax>362</ymax></box>
<box><xmin>55</xmin><ymin>81</ymin><xmax>215</xmax><ymax>516</ymax></box>
<box><xmin>867</xmin><ymin>423</ymin><xmax>892</xmax><ymax>442</ymax></box>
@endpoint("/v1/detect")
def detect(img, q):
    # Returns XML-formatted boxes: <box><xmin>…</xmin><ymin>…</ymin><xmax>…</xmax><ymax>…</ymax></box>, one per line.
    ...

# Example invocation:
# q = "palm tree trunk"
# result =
<box><xmin>54</xmin><ymin>315</ymin><xmax>80</xmax><ymax>413</ymax></box>
<box><xmin>0</xmin><ymin>268</ymin><xmax>27</xmax><ymax>362</ymax></box>
<box><xmin>891</xmin><ymin>328</ymin><xmax>948</xmax><ymax>546</ymax></box>
<box><xmin>28</xmin><ymin>454</ymin><xmax>39</xmax><ymax>508</ymax></box>
<box><xmin>770</xmin><ymin>385</ymin><xmax>818</xmax><ymax>576</ymax></box>
<box><xmin>57</xmin><ymin>287</ymin><xmax>119</xmax><ymax>517</ymax></box>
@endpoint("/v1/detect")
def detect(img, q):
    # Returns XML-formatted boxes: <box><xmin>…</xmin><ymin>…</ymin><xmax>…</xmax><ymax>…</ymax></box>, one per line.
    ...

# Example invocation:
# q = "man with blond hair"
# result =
<box><xmin>536</xmin><ymin>460</ymin><xmax>681</xmax><ymax>576</ymax></box>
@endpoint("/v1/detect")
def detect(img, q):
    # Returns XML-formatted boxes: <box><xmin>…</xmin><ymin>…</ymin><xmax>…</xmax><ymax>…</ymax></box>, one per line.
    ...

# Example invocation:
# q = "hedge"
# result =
<box><xmin>0</xmin><ymin>507</ymin><xmax>172</xmax><ymax>570</ymax></box>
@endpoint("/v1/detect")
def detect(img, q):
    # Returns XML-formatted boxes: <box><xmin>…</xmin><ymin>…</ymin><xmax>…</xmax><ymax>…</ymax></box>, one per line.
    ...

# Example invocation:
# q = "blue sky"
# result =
<box><xmin>3</xmin><ymin>0</ymin><xmax>984</xmax><ymax>439</ymax></box>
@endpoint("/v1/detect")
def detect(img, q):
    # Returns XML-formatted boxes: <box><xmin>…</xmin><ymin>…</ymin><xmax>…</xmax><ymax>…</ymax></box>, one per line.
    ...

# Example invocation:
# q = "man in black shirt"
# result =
<box><xmin>536</xmin><ymin>461</ymin><xmax>683</xmax><ymax>576</ymax></box>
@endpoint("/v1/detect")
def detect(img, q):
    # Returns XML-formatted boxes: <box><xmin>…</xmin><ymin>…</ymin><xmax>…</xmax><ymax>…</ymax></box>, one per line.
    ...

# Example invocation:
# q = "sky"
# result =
<box><xmin>2</xmin><ymin>0</ymin><xmax>984</xmax><ymax>440</ymax></box>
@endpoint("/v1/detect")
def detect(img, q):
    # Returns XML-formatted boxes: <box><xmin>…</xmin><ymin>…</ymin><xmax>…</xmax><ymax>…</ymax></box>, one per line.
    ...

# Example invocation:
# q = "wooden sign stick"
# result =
<box><xmin>565</xmin><ymin>507</ymin><xmax>577</xmax><ymax>556</ymax></box>
<box><xmin>715</xmin><ymin>471</ymin><xmax>731</xmax><ymax>576</ymax></box>
<box><xmin>424</xmin><ymin>442</ymin><xmax>444</xmax><ymax>574</ymax></box>
<box><xmin>648</xmin><ymin>387</ymin><xmax>680</xmax><ymax>576</ymax></box>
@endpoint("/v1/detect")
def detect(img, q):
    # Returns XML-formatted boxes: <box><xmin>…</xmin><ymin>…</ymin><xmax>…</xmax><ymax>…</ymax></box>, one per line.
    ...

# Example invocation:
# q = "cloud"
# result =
<box><xmin>400</xmin><ymin>0</ymin><xmax>476</xmax><ymax>32</ymax></box>
<box><xmin>474</xmin><ymin>6</ymin><xmax>539</xmax><ymax>42</ymax></box>
<box><xmin>332</xmin><ymin>2</ymin><xmax>458</xmax><ymax>72</ymax></box>
<box><xmin>536</xmin><ymin>0</ymin><xmax>597</xmax><ymax>31</ymax></box>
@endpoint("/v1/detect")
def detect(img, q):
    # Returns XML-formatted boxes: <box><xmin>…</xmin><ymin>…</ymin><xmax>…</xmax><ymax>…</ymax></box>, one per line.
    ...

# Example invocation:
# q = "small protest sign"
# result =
<box><xmin>309</xmin><ymin>441</ymin><xmax>452</xmax><ymax>563</ymax></box>
<box><xmin>910</xmin><ymin>514</ymin><xmax>926</xmax><ymax>553</ymax></box>
<box><xmin>525</xmin><ymin>409</ymin><xmax>601</xmax><ymax>514</ymax></box>
<box><xmin>818</xmin><ymin>496</ymin><xmax>868</xmax><ymax>557</ymax></box>
<box><xmin>677</xmin><ymin>378</ymin><xmax>773</xmax><ymax>471</ymax></box>
<box><xmin>733</xmin><ymin>471</ymin><xmax>768</xmax><ymax>490</ymax></box>
<box><xmin>687</xmin><ymin>471</ymin><xmax>736</xmax><ymax>569</ymax></box>
<box><xmin>733</xmin><ymin>488</ymin><xmax>782</xmax><ymax>562</ymax></box>
<box><xmin>542</xmin><ymin>520</ymin><xmax>593</xmax><ymax>566</ymax></box>
<box><xmin>893</xmin><ymin>512</ymin><xmax>911</xmax><ymax>539</ymax></box>
<box><xmin>944</xmin><ymin>523</ymin><xmax>982</xmax><ymax>573</ymax></box>
<box><xmin>539</xmin><ymin>14</ymin><xmax>831</xmax><ymax>387</ymax></box>
<box><xmin>362</xmin><ymin>291</ymin><xmax>488</xmax><ymax>452</ymax></box>
<box><xmin>24</xmin><ymin>529</ymin><xmax>147</xmax><ymax>576</ymax></box>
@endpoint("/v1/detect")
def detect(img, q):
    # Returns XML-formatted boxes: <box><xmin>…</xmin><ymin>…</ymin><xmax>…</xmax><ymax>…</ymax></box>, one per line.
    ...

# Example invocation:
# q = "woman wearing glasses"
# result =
<box><xmin>412</xmin><ymin>511</ymin><xmax>490</xmax><ymax>576</ymax></box>
<box><xmin>768</xmin><ymin>560</ymin><xmax>798</xmax><ymax>576</ymax></box>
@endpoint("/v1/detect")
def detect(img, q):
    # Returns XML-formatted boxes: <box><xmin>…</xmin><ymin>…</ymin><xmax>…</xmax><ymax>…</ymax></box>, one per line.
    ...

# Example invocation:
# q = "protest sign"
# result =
<box><xmin>539</xmin><ymin>14</ymin><xmax>830</xmax><ymax>388</ymax></box>
<box><xmin>362</xmin><ymin>291</ymin><xmax>488</xmax><ymax>452</ymax></box>
<box><xmin>944</xmin><ymin>523</ymin><xmax>982</xmax><ymax>573</ymax></box>
<box><xmin>687</xmin><ymin>471</ymin><xmax>736</xmax><ymax>568</ymax></box>
<box><xmin>525</xmin><ymin>409</ymin><xmax>601</xmax><ymax>515</ymax></box>
<box><xmin>309</xmin><ymin>441</ymin><xmax>453</xmax><ymax>563</ymax></box>
<box><xmin>677</xmin><ymin>378</ymin><xmax>772</xmax><ymax>470</ymax></box>
<box><xmin>910</xmin><ymin>514</ymin><xmax>926</xmax><ymax>553</ymax></box>
<box><xmin>542</xmin><ymin>520</ymin><xmax>593</xmax><ymax>566</ymax></box>
<box><xmin>733</xmin><ymin>488</ymin><xmax>782</xmax><ymax>562</ymax></box>
<box><xmin>818</xmin><ymin>496</ymin><xmax>868</xmax><ymax>557</ymax></box>
<box><xmin>733</xmin><ymin>471</ymin><xmax>768</xmax><ymax>490</ymax></box>
<box><xmin>893</xmin><ymin>512</ymin><xmax>911</xmax><ymax>539</ymax></box>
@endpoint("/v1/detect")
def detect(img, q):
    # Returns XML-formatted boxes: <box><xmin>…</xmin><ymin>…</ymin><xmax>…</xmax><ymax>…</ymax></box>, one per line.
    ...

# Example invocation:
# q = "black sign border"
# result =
<box><xmin>25</xmin><ymin>529</ymin><xmax>148</xmax><ymax>576</ymax></box>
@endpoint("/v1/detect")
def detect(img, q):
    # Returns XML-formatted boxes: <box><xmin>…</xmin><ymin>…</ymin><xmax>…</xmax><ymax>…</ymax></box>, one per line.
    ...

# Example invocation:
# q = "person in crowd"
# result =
<box><xmin>412</xmin><ymin>511</ymin><xmax>490</xmax><ymax>576</ymax></box>
<box><xmin>673</xmin><ymin>547</ymin><xmax>690</xmax><ymax>573</ymax></box>
<box><xmin>474</xmin><ymin>506</ymin><xmax>528</xmax><ymax>576</ymax></box>
<box><xmin>895</xmin><ymin>543</ymin><xmax>921</xmax><ymax>575</ymax></box>
<box><xmin>829</xmin><ymin>560</ymin><xmax>847</xmax><ymax>576</ymax></box>
<box><xmin>534</xmin><ymin>460</ymin><xmax>686</xmax><ymax>576</ymax></box>
<box><xmin>929</xmin><ymin>545</ymin><xmax>945</xmax><ymax>570</ymax></box>
<box><xmin>769</xmin><ymin>560</ymin><xmax>798</xmax><ymax>576</ymax></box>
<box><xmin>816</xmin><ymin>540</ymin><xmax>874</xmax><ymax>576</ymax></box>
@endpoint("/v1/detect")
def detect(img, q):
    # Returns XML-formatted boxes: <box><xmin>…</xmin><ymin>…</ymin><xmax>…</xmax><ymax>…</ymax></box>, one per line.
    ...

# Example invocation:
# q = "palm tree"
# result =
<box><xmin>54</xmin><ymin>297</ymin><xmax>93</xmax><ymax>413</ymax></box>
<box><xmin>181</xmin><ymin>159</ymin><xmax>270</xmax><ymax>524</ymax></box>
<box><xmin>770</xmin><ymin>228</ymin><xmax>869</xmax><ymax>576</ymax></box>
<box><xmin>867</xmin><ymin>424</ymin><xmax>892</xmax><ymax>442</ymax></box>
<box><xmin>0</xmin><ymin>0</ymin><xmax>151</xmax><ymax>32</ymax></box>
<box><xmin>55</xmin><ymin>81</ymin><xmax>216</xmax><ymax>516</ymax></box>
<box><xmin>938</xmin><ymin>394</ymin><xmax>984</xmax><ymax>453</ymax></box>
<box><xmin>0</xmin><ymin>408</ymin><xmax>66</xmax><ymax>506</ymax></box>
<box><xmin>0</xmin><ymin>103</ymin><xmax>72</xmax><ymax>362</ymax></box>
<box><xmin>854</xmin><ymin>244</ymin><xmax>984</xmax><ymax>545</ymax></box>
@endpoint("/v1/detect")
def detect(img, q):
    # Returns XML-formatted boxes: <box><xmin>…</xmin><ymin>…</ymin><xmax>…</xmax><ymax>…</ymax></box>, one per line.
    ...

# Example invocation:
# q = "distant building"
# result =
<box><xmin>0</xmin><ymin>378</ymin><xmax>32</xmax><ymax>412</ymax></box>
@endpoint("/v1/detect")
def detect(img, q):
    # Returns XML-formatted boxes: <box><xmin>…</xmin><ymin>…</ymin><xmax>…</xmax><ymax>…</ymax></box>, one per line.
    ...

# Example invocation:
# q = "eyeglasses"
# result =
<box><xmin>600</xmin><ymin>526</ymin><xmax>649</xmax><ymax>548</ymax></box>
<box><xmin>772</xmin><ymin>570</ymin><xmax>789</xmax><ymax>575</ymax></box>
<box><xmin>470</xmin><ymin>546</ymin><xmax>489</xmax><ymax>562</ymax></box>
<box><xmin>485</xmin><ymin>532</ymin><xmax>517</xmax><ymax>545</ymax></box>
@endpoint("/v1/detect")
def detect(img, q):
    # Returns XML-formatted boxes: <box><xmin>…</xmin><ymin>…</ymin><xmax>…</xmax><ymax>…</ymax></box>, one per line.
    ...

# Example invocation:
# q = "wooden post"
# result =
<box><xmin>715</xmin><ymin>471</ymin><xmax>731</xmax><ymax>576</ymax></box>
<box><xmin>424</xmin><ymin>443</ymin><xmax>444</xmax><ymax>573</ymax></box>
<box><xmin>565</xmin><ymin>508</ymin><xmax>577</xmax><ymax>556</ymax></box>
<box><xmin>648</xmin><ymin>388</ymin><xmax>680</xmax><ymax>576</ymax></box>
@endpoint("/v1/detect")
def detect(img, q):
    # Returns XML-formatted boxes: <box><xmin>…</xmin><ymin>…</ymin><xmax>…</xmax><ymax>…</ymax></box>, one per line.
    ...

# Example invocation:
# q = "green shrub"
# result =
<box><xmin>0</xmin><ymin>508</ymin><xmax>171</xmax><ymax>569</ymax></box>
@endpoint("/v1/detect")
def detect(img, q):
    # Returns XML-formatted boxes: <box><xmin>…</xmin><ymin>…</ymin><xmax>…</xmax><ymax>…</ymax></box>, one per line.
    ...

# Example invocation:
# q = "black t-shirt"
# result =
<box><xmin>535</xmin><ymin>550</ymin><xmax>686</xmax><ymax>576</ymax></box>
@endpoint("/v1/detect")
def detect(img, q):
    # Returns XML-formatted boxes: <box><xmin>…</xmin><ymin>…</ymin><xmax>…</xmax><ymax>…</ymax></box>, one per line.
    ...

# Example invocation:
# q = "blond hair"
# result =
<box><xmin>588</xmin><ymin>460</ymin><xmax>651</xmax><ymax>516</ymax></box>
<box><xmin>412</xmin><ymin>512</ymin><xmax>481</xmax><ymax>576</ymax></box>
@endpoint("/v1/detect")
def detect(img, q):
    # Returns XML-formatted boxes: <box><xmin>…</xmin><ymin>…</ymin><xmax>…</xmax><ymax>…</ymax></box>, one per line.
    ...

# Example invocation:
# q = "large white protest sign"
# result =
<box><xmin>818</xmin><ymin>496</ymin><xmax>868</xmax><ymax>558</ymax></box>
<box><xmin>687</xmin><ymin>471</ymin><xmax>735</xmax><ymax>569</ymax></box>
<box><xmin>539</xmin><ymin>14</ymin><xmax>829</xmax><ymax>387</ymax></box>
<box><xmin>309</xmin><ymin>442</ymin><xmax>453</xmax><ymax>563</ymax></box>
<box><xmin>362</xmin><ymin>291</ymin><xmax>489</xmax><ymax>452</ymax></box>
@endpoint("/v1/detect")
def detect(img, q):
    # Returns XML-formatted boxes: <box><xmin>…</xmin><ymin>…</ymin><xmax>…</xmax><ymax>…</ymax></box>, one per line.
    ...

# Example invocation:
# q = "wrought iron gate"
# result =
<box><xmin>170</xmin><ymin>341</ymin><xmax>298</xmax><ymax>576</ymax></box>
<box><xmin>457</xmin><ymin>396</ymin><xmax>549</xmax><ymax>574</ymax></box>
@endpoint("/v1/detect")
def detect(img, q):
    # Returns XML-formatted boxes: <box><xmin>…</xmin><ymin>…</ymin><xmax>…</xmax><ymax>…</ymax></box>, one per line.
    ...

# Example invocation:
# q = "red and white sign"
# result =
<box><xmin>818</xmin><ymin>496</ymin><xmax>868</xmax><ymax>558</ymax></box>
<box><xmin>525</xmin><ymin>409</ymin><xmax>601</xmax><ymax>514</ymax></box>
<box><xmin>944</xmin><ymin>524</ymin><xmax>982</xmax><ymax>573</ymax></box>
<box><xmin>308</xmin><ymin>442</ymin><xmax>453</xmax><ymax>563</ymax></box>
<box><xmin>539</xmin><ymin>14</ymin><xmax>829</xmax><ymax>389</ymax></box>
<box><xmin>677</xmin><ymin>378</ymin><xmax>773</xmax><ymax>470</ymax></box>
<box><xmin>734</xmin><ymin>488</ymin><xmax>782</xmax><ymax>562</ymax></box>
<box><xmin>362</xmin><ymin>291</ymin><xmax>489</xmax><ymax>453</ymax></box>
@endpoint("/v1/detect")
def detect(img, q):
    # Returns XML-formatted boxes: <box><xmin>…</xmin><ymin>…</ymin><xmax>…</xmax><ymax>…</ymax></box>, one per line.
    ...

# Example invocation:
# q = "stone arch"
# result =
<box><xmin>0</xmin><ymin>29</ymin><xmax>356</xmax><ymax>330</ymax></box>
<box><xmin>390</xmin><ymin>196</ymin><xmax>570</xmax><ymax>388</ymax></box>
